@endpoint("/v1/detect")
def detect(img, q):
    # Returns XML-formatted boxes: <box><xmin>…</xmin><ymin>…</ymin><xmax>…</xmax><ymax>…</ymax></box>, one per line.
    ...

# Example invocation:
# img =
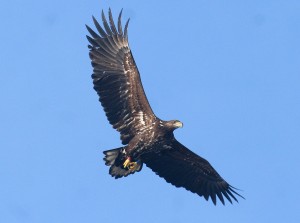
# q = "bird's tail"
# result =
<box><xmin>103</xmin><ymin>147</ymin><xmax>143</xmax><ymax>179</ymax></box>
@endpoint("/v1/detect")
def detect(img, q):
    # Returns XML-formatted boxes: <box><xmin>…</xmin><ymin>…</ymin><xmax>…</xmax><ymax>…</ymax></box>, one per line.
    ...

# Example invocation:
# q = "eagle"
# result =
<box><xmin>86</xmin><ymin>9</ymin><xmax>244</xmax><ymax>205</ymax></box>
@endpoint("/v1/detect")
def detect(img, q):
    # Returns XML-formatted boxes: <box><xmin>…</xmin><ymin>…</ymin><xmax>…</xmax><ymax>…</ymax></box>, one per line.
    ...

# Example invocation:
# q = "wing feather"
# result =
<box><xmin>92</xmin><ymin>16</ymin><xmax>106</xmax><ymax>37</ymax></box>
<box><xmin>87</xmin><ymin>10</ymin><xmax>156</xmax><ymax>144</ymax></box>
<box><xmin>108</xmin><ymin>8</ymin><xmax>118</xmax><ymax>35</ymax></box>
<box><xmin>142</xmin><ymin>140</ymin><xmax>244</xmax><ymax>205</ymax></box>
<box><xmin>117</xmin><ymin>9</ymin><xmax>124</xmax><ymax>35</ymax></box>
<box><xmin>101</xmin><ymin>10</ymin><xmax>113</xmax><ymax>36</ymax></box>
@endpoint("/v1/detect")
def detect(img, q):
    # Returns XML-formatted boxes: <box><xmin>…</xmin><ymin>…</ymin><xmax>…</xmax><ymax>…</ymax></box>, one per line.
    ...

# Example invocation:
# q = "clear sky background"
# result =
<box><xmin>1</xmin><ymin>0</ymin><xmax>299</xmax><ymax>222</ymax></box>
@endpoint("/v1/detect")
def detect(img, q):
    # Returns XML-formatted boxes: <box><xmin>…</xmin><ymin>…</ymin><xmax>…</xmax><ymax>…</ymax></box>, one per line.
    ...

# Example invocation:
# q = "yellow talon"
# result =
<box><xmin>123</xmin><ymin>157</ymin><xmax>139</xmax><ymax>171</ymax></box>
<box><xmin>128</xmin><ymin>162</ymin><xmax>138</xmax><ymax>170</ymax></box>
<box><xmin>123</xmin><ymin>158</ymin><xmax>131</xmax><ymax>168</ymax></box>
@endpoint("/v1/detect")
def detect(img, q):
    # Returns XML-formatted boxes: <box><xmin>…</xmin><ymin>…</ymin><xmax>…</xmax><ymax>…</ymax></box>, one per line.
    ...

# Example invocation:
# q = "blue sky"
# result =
<box><xmin>1</xmin><ymin>0</ymin><xmax>300</xmax><ymax>222</ymax></box>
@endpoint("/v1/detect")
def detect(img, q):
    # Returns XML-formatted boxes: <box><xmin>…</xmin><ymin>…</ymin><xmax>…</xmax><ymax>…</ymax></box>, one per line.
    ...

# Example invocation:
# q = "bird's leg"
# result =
<box><xmin>123</xmin><ymin>157</ymin><xmax>139</xmax><ymax>171</ymax></box>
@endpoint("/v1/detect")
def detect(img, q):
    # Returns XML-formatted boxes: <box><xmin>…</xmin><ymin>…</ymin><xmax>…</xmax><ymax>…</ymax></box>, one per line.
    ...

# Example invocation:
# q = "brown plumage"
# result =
<box><xmin>86</xmin><ymin>9</ymin><xmax>244</xmax><ymax>205</ymax></box>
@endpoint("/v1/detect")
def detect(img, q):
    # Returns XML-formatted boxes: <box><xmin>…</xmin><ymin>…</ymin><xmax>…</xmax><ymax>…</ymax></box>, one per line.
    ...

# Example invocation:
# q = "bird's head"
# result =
<box><xmin>168</xmin><ymin>120</ymin><xmax>183</xmax><ymax>130</ymax></box>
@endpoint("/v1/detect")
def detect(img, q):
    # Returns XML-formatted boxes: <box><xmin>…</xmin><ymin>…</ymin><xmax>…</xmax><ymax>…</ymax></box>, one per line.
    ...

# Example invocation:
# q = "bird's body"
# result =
<box><xmin>86</xmin><ymin>9</ymin><xmax>244</xmax><ymax>205</ymax></box>
<box><xmin>105</xmin><ymin>118</ymin><xmax>183</xmax><ymax>178</ymax></box>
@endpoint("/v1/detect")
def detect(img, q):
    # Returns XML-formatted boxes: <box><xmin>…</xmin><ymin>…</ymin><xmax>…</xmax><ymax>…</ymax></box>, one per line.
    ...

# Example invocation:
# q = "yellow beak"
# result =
<box><xmin>174</xmin><ymin>121</ymin><xmax>183</xmax><ymax>128</ymax></box>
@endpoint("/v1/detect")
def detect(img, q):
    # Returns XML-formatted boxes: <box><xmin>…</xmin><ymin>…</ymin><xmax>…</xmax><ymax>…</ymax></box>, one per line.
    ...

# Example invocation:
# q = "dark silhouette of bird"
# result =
<box><xmin>86</xmin><ymin>9</ymin><xmax>244</xmax><ymax>205</ymax></box>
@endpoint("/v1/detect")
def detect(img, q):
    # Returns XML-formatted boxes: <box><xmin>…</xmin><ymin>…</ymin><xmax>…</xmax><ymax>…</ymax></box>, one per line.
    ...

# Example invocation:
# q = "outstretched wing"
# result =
<box><xmin>142</xmin><ymin>139</ymin><xmax>244</xmax><ymax>205</ymax></box>
<box><xmin>86</xmin><ymin>9</ymin><xmax>156</xmax><ymax>145</ymax></box>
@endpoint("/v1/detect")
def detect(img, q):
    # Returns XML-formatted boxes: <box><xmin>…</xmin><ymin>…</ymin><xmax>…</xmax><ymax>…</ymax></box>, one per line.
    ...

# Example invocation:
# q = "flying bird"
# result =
<box><xmin>86</xmin><ymin>9</ymin><xmax>244</xmax><ymax>205</ymax></box>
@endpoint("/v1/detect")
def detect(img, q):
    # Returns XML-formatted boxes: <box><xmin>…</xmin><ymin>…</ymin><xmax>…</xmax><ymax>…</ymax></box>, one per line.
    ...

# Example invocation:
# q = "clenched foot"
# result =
<box><xmin>123</xmin><ymin>157</ymin><xmax>139</xmax><ymax>171</ymax></box>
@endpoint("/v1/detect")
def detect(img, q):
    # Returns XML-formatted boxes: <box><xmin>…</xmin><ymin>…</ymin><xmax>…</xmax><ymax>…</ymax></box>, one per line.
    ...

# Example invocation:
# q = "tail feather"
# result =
<box><xmin>103</xmin><ymin>148</ymin><xmax>122</xmax><ymax>166</ymax></box>
<box><xmin>103</xmin><ymin>147</ymin><xmax>143</xmax><ymax>179</ymax></box>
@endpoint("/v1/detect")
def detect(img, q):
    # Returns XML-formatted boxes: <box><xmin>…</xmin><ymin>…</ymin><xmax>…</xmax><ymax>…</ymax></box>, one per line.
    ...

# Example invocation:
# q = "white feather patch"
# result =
<box><xmin>137</xmin><ymin>111</ymin><xmax>146</xmax><ymax>125</ymax></box>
